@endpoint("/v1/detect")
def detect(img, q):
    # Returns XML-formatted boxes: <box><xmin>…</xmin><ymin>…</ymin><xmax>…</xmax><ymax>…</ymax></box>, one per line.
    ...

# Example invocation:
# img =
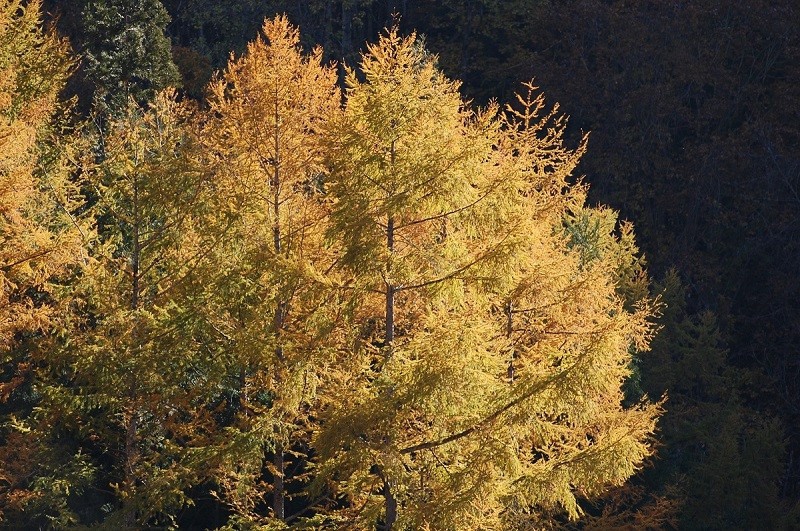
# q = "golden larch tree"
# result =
<box><xmin>0</xmin><ymin>1</ymin><xmax>87</xmax><ymax>523</ymax></box>
<box><xmin>314</xmin><ymin>27</ymin><xmax>662</xmax><ymax>530</ymax></box>
<box><xmin>203</xmin><ymin>15</ymin><xmax>341</xmax><ymax>523</ymax></box>
<box><xmin>0</xmin><ymin>0</ymin><xmax>81</xmax><ymax>359</ymax></box>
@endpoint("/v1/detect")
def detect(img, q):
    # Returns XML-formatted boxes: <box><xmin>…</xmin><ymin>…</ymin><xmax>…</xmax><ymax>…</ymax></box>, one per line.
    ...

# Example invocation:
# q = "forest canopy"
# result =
<box><xmin>0</xmin><ymin>2</ymin><xmax>666</xmax><ymax>528</ymax></box>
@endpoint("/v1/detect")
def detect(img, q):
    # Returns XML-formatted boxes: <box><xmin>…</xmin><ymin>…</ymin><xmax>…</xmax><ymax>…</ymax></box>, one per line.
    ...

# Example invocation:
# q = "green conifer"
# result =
<box><xmin>78</xmin><ymin>0</ymin><xmax>179</xmax><ymax>112</ymax></box>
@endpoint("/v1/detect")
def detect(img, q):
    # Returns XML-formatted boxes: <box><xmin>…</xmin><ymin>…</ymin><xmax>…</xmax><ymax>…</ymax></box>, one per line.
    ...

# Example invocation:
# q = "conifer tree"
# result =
<box><xmin>37</xmin><ymin>91</ymin><xmax>230</xmax><ymax>526</ymax></box>
<box><xmin>0</xmin><ymin>0</ymin><xmax>80</xmax><ymax>363</ymax></box>
<box><xmin>0</xmin><ymin>9</ymin><xmax>667</xmax><ymax>527</ymax></box>
<box><xmin>202</xmin><ymin>16</ymin><xmax>341</xmax><ymax>524</ymax></box>
<box><xmin>77</xmin><ymin>0</ymin><xmax>180</xmax><ymax>112</ymax></box>
<box><xmin>315</xmin><ymin>28</ymin><xmax>661</xmax><ymax>530</ymax></box>
<box><xmin>0</xmin><ymin>1</ymin><xmax>88</xmax><ymax>524</ymax></box>
<box><xmin>639</xmin><ymin>271</ymin><xmax>790</xmax><ymax>530</ymax></box>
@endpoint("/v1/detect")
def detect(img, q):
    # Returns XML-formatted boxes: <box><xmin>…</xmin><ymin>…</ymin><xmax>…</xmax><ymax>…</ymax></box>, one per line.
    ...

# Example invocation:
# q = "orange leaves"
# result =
<box><xmin>208</xmin><ymin>15</ymin><xmax>339</xmax><ymax>204</ymax></box>
<box><xmin>0</xmin><ymin>0</ymin><xmax>81</xmax><ymax>353</ymax></box>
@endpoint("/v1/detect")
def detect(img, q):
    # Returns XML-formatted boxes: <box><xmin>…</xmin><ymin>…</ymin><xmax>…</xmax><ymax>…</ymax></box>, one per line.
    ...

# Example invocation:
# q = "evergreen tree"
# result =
<box><xmin>36</xmin><ymin>91</ymin><xmax>230</xmax><ymax>526</ymax></box>
<box><xmin>163</xmin><ymin>0</ymin><xmax>394</xmax><ymax>70</ymax></box>
<box><xmin>77</xmin><ymin>0</ymin><xmax>180</xmax><ymax>112</ymax></box>
<box><xmin>639</xmin><ymin>271</ymin><xmax>791</xmax><ymax>530</ymax></box>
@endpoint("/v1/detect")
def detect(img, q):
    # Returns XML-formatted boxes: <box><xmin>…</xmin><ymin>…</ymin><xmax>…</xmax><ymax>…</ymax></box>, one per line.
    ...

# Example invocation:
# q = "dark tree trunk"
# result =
<box><xmin>273</xmin><ymin>446</ymin><xmax>285</xmax><ymax>519</ymax></box>
<box><xmin>383</xmin><ymin>471</ymin><xmax>397</xmax><ymax>530</ymax></box>
<box><xmin>386</xmin><ymin>215</ymin><xmax>395</xmax><ymax>353</ymax></box>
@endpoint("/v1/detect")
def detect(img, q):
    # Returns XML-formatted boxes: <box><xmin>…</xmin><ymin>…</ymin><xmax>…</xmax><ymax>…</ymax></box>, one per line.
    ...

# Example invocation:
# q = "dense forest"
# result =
<box><xmin>2</xmin><ymin>0</ymin><xmax>799</xmax><ymax>528</ymax></box>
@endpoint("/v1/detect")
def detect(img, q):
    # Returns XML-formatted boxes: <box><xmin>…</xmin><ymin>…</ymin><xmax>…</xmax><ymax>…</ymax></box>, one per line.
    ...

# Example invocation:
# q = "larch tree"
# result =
<box><xmin>202</xmin><ymin>16</ymin><xmax>341</xmax><ymax>524</ymax></box>
<box><xmin>0</xmin><ymin>0</ymin><xmax>80</xmax><ymax>365</ymax></box>
<box><xmin>0</xmin><ymin>0</ymin><xmax>88</xmax><ymax>524</ymax></box>
<box><xmin>314</xmin><ymin>27</ymin><xmax>661</xmax><ymax>530</ymax></box>
<box><xmin>0</xmin><ymin>8</ymin><xmax>665</xmax><ymax>527</ymax></box>
<box><xmin>315</xmin><ymin>26</ymin><xmax>512</xmax><ymax>530</ymax></box>
<box><xmin>39</xmin><ymin>91</ymin><xmax>231</xmax><ymax>526</ymax></box>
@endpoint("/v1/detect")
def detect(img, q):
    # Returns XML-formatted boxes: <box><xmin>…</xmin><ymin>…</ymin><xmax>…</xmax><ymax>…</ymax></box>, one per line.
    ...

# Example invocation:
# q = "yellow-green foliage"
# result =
<box><xmin>52</xmin><ymin>91</ymin><xmax>229</xmax><ymax>525</ymax></box>
<box><xmin>1</xmin><ymin>10</ymin><xmax>662</xmax><ymax>528</ymax></box>
<box><xmin>202</xmin><ymin>15</ymin><xmax>342</xmax><ymax>521</ymax></box>
<box><xmin>314</xmin><ymin>26</ymin><xmax>662</xmax><ymax>530</ymax></box>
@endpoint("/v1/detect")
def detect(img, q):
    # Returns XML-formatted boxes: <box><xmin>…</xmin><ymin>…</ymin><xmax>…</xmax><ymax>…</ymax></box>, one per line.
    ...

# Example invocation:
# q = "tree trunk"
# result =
<box><xmin>383</xmin><ymin>471</ymin><xmax>397</xmax><ymax>530</ymax></box>
<box><xmin>385</xmin><ymin>214</ymin><xmax>395</xmax><ymax>352</ymax></box>
<box><xmin>380</xmin><ymin>145</ymin><xmax>399</xmax><ymax>529</ymax></box>
<box><xmin>270</xmin><ymin>115</ymin><xmax>288</xmax><ymax>521</ymax></box>
<box><xmin>385</xmin><ymin>140</ymin><xmax>397</xmax><ymax>357</ymax></box>
<box><xmin>131</xmin><ymin>176</ymin><xmax>140</xmax><ymax>311</ymax></box>
<box><xmin>124</xmin><ymin>177</ymin><xmax>141</xmax><ymax>527</ymax></box>
<box><xmin>123</xmin><ymin>408</ymin><xmax>139</xmax><ymax>528</ymax></box>
<box><xmin>273</xmin><ymin>445</ymin><xmax>285</xmax><ymax>520</ymax></box>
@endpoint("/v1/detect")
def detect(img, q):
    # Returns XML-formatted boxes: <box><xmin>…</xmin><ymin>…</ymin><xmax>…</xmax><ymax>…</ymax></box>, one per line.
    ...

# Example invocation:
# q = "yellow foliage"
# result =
<box><xmin>203</xmin><ymin>15</ymin><xmax>342</xmax><ymax>520</ymax></box>
<box><xmin>0</xmin><ymin>0</ymin><xmax>81</xmax><ymax>352</ymax></box>
<box><xmin>314</xmin><ymin>26</ymin><xmax>662</xmax><ymax>530</ymax></box>
<box><xmin>0</xmin><ymin>11</ymin><xmax>663</xmax><ymax>527</ymax></box>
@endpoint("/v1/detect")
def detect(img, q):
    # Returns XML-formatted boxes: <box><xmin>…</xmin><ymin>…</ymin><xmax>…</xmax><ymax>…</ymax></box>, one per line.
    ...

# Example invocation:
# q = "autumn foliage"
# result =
<box><xmin>1</xmin><ymin>6</ymin><xmax>664</xmax><ymax>529</ymax></box>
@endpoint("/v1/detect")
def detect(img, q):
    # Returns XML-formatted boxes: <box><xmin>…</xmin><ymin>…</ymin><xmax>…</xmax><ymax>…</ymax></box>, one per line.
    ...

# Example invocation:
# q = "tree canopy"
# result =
<box><xmin>6</xmin><ymin>0</ymin><xmax>800</xmax><ymax>528</ymax></box>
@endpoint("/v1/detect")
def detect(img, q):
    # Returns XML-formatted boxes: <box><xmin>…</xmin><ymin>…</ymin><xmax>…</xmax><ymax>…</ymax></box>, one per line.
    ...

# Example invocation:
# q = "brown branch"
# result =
<box><xmin>396</xmin><ymin>229</ymin><xmax>513</xmax><ymax>293</ymax></box>
<box><xmin>1</xmin><ymin>247</ymin><xmax>56</xmax><ymax>272</ymax></box>
<box><xmin>400</xmin><ymin>370</ymin><xmax>565</xmax><ymax>455</ymax></box>
<box><xmin>394</xmin><ymin>180</ymin><xmax>500</xmax><ymax>231</ymax></box>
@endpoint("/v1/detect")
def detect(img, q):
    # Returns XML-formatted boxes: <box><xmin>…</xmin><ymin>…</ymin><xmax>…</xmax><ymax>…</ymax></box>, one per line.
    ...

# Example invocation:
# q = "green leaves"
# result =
<box><xmin>79</xmin><ymin>0</ymin><xmax>180</xmax><ymax>112</ymax></box>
